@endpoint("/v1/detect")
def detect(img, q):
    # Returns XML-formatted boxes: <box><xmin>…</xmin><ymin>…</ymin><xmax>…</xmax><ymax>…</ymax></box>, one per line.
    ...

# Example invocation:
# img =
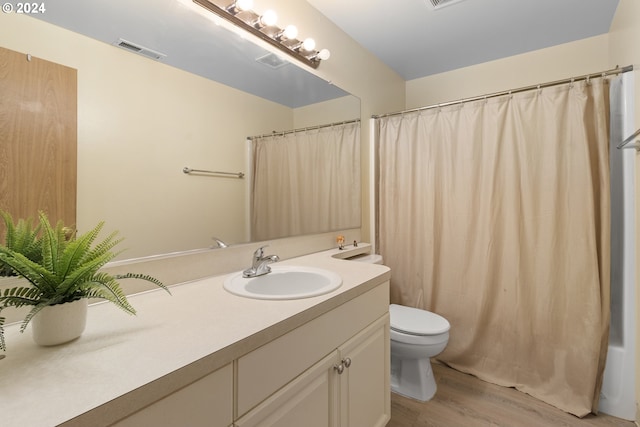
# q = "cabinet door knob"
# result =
<box><xmin>334</xmin><ymin>363</ymin><xmax>345</xmax><ymax>374</ymax></box>
<box><xmin>342</xmin><ymin>357</ymin><xmax>352</xmax><ymax>368</ymax></box>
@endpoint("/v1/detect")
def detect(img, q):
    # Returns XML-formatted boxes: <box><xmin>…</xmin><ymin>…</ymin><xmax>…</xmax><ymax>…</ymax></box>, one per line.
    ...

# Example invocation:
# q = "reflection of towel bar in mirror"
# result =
<box><xmin>617</xmin><ymin>128</ymin><xmax>640</xmax><ymax>151</ymax></box>
<box><xmin>183</xmin><ymin>167</ymin><xmax>244</xmax><ymax>179</ymax></box>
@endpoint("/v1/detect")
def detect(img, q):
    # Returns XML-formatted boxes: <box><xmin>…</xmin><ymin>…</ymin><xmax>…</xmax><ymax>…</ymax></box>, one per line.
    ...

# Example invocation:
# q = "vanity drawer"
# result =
<box><xmin>236</xmin><ymin>281</ymin><xmax>389</xmax><ymax>417</ymax></box>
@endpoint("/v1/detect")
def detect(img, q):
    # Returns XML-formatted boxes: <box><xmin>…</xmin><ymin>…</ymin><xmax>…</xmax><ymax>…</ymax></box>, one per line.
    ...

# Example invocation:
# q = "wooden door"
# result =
<box><xmin>0</xmin><ymin>46</ymin><xmax>77</xmax><ymax>236</ymax></box>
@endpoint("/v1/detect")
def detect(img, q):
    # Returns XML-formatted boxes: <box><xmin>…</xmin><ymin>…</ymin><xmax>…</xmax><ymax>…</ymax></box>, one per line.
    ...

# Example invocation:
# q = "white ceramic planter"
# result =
<box><xmin>31</xmin><ymin>299</ymin><xmax>88</xmax><ymax>346</ymax></box>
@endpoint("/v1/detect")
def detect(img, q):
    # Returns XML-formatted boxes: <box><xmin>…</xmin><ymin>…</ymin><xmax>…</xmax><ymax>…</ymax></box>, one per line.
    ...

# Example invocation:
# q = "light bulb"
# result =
<box><xmin>317</xmin><ymin>49</ymin><xmax>331</xmax><ymax>60</ymax></box>
<box><xmin>302</xmin><ymin>38</ymin><xmax>316</xmax><ymax>51</ymax></box>
<box><xmin>283</xmin><ymin>24</ymin><xmax>298</xmax><ymax>39</ymax></box>
<box><xmin>235</xmin><ymin>0</ymin><xmax>253</xmax><ymax>11</ymax></box>
<box><xmin>259</xmin><ymin>9</ymin><xmax>278</xmax><ymax>27</ymax></box>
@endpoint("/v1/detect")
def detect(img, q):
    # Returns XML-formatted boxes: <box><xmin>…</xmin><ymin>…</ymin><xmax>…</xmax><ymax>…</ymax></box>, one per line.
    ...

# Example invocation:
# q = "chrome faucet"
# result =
<box><xmin>211</xmin><ymin>237</ymin><xmax>228</xmax><ymax>248</ymax></box>
<box><xmin>243</xmin><ymin>245</ymin><xmax>279</xmax><ymax>278</ymax></box>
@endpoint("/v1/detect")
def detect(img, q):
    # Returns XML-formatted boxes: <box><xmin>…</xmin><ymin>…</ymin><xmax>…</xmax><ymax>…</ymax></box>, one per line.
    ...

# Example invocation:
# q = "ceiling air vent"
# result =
<box><xmin>256</xmin><ymin>53</ymin><xmax>289</xmax><ymax>70</ymax></box>
<box><xmin>113</xmin><ymin>38</ymin><xmax>167</xmax><ymax>61</ymax></box>
<box><xmin>428</xmin><ymin>0</ymin><xmax>468</xmax><ymax>10</ymax></box>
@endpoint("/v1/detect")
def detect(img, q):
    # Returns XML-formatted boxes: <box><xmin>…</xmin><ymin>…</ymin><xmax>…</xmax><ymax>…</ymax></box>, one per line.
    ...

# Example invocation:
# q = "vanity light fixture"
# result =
<box><xmin>275</xmin><ymin>24</ymin><xmax>298</xmax><ymax>41</ymax></box>
<box><xmin>300</xmin><ymin>38</ymin><xmax>316</xmax><ymax>52</ymax></box>
<box><xmin>226</xmin><ymin>0</ymin><xmax>252</xmax><ymax>13</ymax></box>
<box><xmin>254</xmin><ymin>9</ymin><xmax>277</xmax><ymax>28</ymax></box>
<box><xmin>191</xmin><ymin>0</ymin><xmax>330</xmax><ymax>69</ymax></box>
<box><xmin>307</xmin><ymin>48</ymin><xmax>331</xmax><ymax>61</ymax></box>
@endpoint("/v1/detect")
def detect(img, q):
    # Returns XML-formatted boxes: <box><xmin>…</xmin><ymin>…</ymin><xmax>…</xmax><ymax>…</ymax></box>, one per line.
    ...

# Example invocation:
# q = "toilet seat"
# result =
<box><xmin>390</xmin><ymin>304</ymin><xmax>450</xmax><ymax>336</ymax></box>
<box><xmin>390</xmin><ymin>328</ymin><xmax>449</xmax><ymax>346</ymax></box>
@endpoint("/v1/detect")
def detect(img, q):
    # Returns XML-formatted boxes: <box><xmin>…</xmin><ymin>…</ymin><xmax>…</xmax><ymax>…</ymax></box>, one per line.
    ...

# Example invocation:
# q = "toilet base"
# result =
<box><xmin>390</xmin><ymin>356</ymin><xmax>437</xmax><ymax>402</ymax></box>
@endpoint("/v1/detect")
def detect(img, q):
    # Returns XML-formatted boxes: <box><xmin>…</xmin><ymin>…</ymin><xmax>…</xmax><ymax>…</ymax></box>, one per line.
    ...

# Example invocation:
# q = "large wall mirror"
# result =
<box><xmin>3</xmin><ymin>0</ymin><xmax>361</xmax><ymax>259</ymax></box>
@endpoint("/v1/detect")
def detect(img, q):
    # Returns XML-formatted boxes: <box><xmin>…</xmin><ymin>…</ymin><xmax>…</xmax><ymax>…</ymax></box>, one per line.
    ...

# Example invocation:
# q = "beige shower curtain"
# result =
<box><xmin>251</xmin><ymin>122</ymin><xmax>360</xmax><ymax>241</ymax></box>
<box><xmin>378</xmin><ymin>80</ymin><xmax>610</xmax><ymax>416</ymax></box>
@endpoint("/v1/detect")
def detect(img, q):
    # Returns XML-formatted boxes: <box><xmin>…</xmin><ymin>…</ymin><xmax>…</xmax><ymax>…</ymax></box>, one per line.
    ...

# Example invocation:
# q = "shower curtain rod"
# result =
<box><xmin>372</xmin><ymin>65</ymin><xmax>634</xmax><ymax>119</ymax></box>
<box><xmin>247</xmin><ymin>118</ymin><xmax>360</xmax><ymax>140</ymax></box>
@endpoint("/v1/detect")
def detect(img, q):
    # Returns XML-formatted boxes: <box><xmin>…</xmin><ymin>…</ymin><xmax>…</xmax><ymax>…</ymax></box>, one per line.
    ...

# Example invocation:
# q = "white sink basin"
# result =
<box><xmin>223</xmin><ymin>265</ymin><xmax>342</xmax><ymax>300</ymax></box>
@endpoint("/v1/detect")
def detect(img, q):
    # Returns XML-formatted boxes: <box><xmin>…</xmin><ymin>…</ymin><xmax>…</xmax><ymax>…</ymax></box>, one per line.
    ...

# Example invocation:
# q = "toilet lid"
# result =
<box><xmin>390</xmin><ymin>304</ymin><xmax>450</xmax><ymax>335</ymax></box>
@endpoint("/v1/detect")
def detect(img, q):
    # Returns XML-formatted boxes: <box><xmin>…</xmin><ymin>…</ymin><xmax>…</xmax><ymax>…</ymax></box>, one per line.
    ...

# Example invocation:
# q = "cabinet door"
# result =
<box><xmin>111</xmin><ymin>363</ymin><xmax>233</xmax><ymax>427</ymax></box>
<box><xmin>338</xmin><ymin>314</ymin><xmax>390</xmax><ymax>427</ymax></box>
<box><xmin>236</xmin><ymin>351</ymin><xmax>340</xmax><ymax>427</ymax></box>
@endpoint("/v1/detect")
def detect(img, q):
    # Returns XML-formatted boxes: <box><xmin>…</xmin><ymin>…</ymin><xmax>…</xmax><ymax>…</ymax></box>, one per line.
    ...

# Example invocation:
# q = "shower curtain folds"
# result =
<box><xmin>376</xmin><ymin>79</ymin><xmax>611</xmax><ymax>416</ymax></box>
<box><xmin>250</xmin><ymin>121</ymin><xmax>360</xmax><ymax>241</ymax></box>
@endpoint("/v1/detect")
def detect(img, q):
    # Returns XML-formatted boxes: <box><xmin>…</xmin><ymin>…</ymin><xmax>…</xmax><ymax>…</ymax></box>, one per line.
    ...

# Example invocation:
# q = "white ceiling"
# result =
<box><xmin>30</xmin><ymin>0</ymin><xmax>620</xmax><ymax>106</ymax></box>
<box><xmin>308</xmin><ymin>0</ymin><xmax>620</xmax><ymax>80</ymax></box>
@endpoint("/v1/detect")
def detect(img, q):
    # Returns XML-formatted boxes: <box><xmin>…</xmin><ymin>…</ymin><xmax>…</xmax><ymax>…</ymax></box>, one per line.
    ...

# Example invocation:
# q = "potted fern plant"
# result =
<box><xmin>0</xmin><ymin>211</ymin><xmax>170</xmax><ymax>350</ymax></box>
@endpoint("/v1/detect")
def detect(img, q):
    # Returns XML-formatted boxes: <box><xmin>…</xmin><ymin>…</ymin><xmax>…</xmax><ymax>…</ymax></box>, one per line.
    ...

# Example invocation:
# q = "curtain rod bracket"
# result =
<box><xmin>616</xmin><ymin>128</ymin><xmax>640</xmax><ymax>151</ymax></box>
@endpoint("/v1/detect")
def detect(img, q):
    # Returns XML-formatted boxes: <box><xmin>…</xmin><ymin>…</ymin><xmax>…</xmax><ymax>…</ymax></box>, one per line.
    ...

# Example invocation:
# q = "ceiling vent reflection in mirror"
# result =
<box><xmin>428</xmin><ymin>0</ymin><xmax>469</xmax><ymax>10</ymax></box>
<box><xmin>190</xmin><ymin>0</ymin><xmax>330</xmax><ymax>69</ymax></box>
<box><xmin>113</xmin><ymin>38</ymin><xmax>167</xmax><ymax>61</ymax></box>
<box><xmin>256</xmin><ymin>53</ymin><xmax>289</xmax><ymax>69</ymax></box>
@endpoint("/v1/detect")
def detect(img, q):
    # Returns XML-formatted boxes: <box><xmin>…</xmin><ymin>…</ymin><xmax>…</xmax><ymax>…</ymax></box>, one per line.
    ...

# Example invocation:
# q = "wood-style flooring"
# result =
<box><xmin>388</xmin><ymin>363</ymin><xmax>635</xmax><ymax>427</ymax></box>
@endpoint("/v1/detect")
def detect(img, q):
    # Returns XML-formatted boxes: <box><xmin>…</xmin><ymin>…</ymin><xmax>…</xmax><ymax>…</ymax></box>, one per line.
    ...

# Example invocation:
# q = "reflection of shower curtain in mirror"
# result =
<box><xmin>250</xmin><ymin>122</ymin><xmax>360</xmax><ymax>241</ymax></box>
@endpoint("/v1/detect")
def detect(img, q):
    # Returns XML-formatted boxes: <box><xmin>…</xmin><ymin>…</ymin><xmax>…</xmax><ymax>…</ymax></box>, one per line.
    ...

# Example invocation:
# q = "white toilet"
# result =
<box><xmin>352</xmin><ymin>253</ymin><xmax>451</xmax><ymax>401</ymax></box>
<box><xmin>389</xmin><ymin>303</ymin><xmax>450</xmax><ymax>401</ymax></box>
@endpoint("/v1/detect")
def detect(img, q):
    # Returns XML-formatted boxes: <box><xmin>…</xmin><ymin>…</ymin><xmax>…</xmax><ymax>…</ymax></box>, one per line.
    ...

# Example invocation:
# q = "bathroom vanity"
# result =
<box><xmin>0</xmin><ymin>247</ymin><xmax>390</xmax><ymax>427</ymax></box>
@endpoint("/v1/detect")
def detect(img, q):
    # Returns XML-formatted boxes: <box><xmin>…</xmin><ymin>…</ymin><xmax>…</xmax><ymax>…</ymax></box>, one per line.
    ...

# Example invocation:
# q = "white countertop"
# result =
<box><xmin>0</xmin><ymin>247</ymin><xmax>390</xmax><ymax>427</ymax></box>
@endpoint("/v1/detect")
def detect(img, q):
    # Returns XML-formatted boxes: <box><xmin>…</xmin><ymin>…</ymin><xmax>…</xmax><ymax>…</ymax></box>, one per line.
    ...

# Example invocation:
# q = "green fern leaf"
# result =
<box><xmin>0</xmin><ymin>250</ymin><xmax>58</xmax><ymax>294</ymax></box>
<box><xmin>83</xmin><ymin>229</ymin><xmax>119</xmax><ymax>260</ymax></box>
<box><xmin>83</xmin><ymin>273</ymin><xmax>137</xmax><ymax>315</ymax></box>
<box><xmin>38</xmin><ymin>212</ymin><xmax>64</xmax><ymax>276</ymax></box>
<box><xmin>114</xmin><ymin>272</ymin><xmax>171</xmax><ymax>294</ymax></box>
<box><xmin>0</xmin><ymin>286</ymin><xmax>43</xmax><ymax>307</ymax></box>
<box><xmin>0</xmin><ymin>311</ymin><xmax>5</xmax><ymax>351</ymax></box>
<box><xmin>56</xmin><ymin>251</ymin><xmax>118</xmax><ymax>296</ymax></box>
<box><xmin>0</xmin><ymin>211</ymin><xmax>42</xmax><ymax>276</ymax></box>
<box><xmin>57</xmin><ymin>221</ymin><xmax>106</xmax><ymax>278</ymax></box>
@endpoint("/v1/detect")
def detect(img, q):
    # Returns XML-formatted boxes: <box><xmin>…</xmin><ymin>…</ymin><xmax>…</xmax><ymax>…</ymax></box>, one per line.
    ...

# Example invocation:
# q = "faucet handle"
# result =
<box><xmin>212</xmin><ymin>237</ymin><xmax>228</xmax><ymax>248</ymax></box>
<box><xmin>254</xmin><ymin>245</ymin><xmax>269</xmax><ymax>257</ymax></box>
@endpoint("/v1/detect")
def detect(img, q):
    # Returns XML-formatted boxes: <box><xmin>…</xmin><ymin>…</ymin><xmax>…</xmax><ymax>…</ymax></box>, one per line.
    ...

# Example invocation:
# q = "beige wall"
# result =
<box><xmin>405</xmin><ymin>34</ymin><xmax>611</xmax><ymax>108</ymax></box>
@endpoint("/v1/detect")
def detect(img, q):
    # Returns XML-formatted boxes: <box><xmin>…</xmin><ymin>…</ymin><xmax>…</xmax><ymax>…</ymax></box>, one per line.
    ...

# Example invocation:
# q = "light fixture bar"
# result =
<box><xmin>192</xmin><ymin>0</ymin><xmax>327</xmax><ymax>69</ymax></box>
